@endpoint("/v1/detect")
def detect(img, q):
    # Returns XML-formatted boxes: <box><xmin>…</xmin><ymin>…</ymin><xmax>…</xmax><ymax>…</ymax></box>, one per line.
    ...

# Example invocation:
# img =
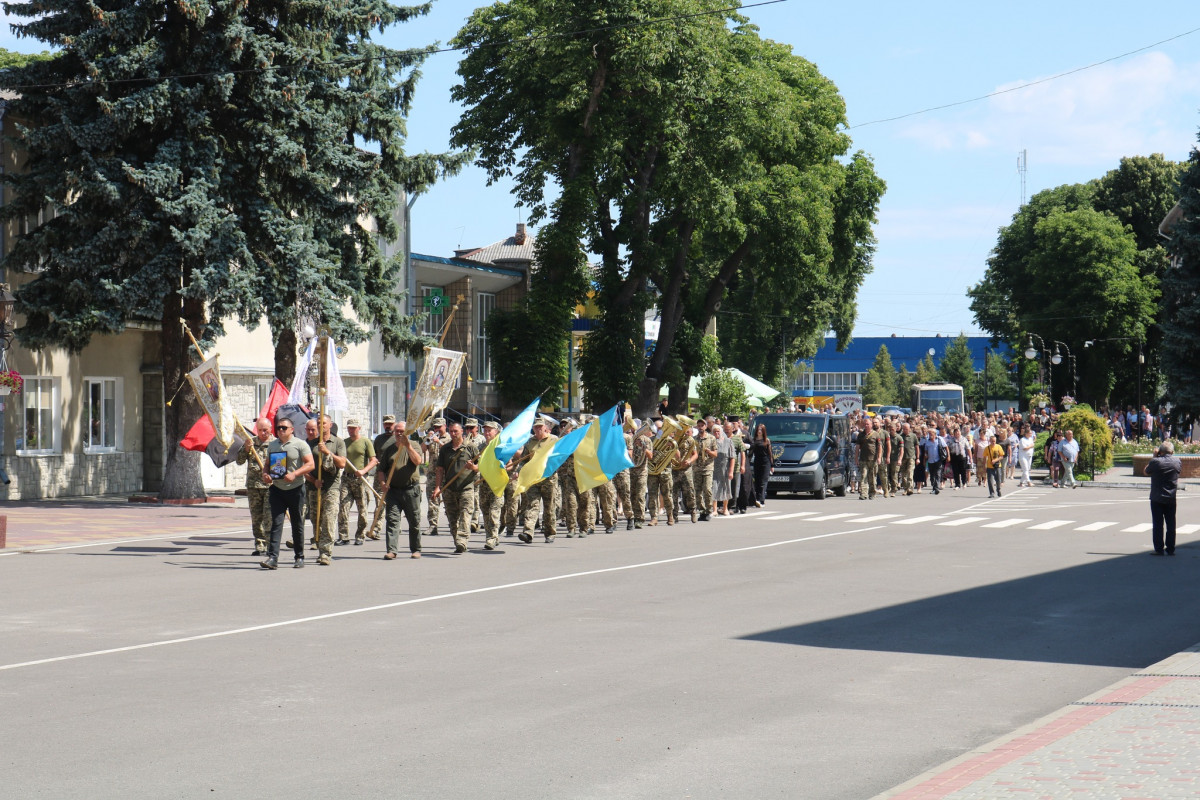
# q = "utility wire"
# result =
<box><xmin>850</xmin><ymin>24</ymin><xmax>1200</xmax><ymax>129</ymax></box>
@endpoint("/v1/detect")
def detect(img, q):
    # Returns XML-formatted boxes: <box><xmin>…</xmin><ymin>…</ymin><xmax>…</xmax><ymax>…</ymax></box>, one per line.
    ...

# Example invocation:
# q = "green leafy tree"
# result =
<box><xmin>1053</xmin><ymin>404</ymin><xmax>1113</xmax><ymax>477</ymax></box>
<box><xmin>914</xmin><ymin>352</ymin><xmax>939</xmax><ymax>385</ymax></box>
<box><xmin>861</xmin><ymin>344</ymin><xmax>898</xmax><ymax>405</ymax></box>
<box><xmin>1162</xmin><ymin>139</ymin><xmax>1200</xmax><ymax>417</ymax></box>
<box><xmin>0</xmin><ymin>47</ymin><xmax>53</xmax><ymax>70</ymax></box>
<box><xmin>698</xmin><ymin>369</ymin><xmax>750</xmax><ymax>420</ymax></box>
<box><xmin>894</xmin><ymin>363</ymin><xmax>914</xmax><ymax>405</ymax></box>
<box><xmin>1</xmin><ymin>0</ymin><xmax>463</xmax><ymax>498</ymax></box>
<box><xmin>975</xmin><ymin>350</ymin><xmax>1017</xmax><ymax>409</ymax></box>
<box><xmin>451</xmin><ymin>0</ymin><xmax>882</xmax><ymax>415</ymax></box>
<box><xmin>938</xmin><ymin>335</ymin><xmax>977</xmax><ymax>403</ymax></box>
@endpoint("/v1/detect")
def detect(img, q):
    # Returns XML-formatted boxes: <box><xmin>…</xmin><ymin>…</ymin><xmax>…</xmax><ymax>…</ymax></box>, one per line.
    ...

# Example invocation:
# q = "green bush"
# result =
<box><xmin>698</xmin><ymin>369</ymin><xmax>751</xmax><ymax>420</ymax></box>
<box><xmin>1032</xmin><ymin>430</ymin><xmax>1051</xmax><ymax>468</ymax></box>
<box><xmin>1053</xmin><ymin>404</ymin><xmax>1112</xmax><ymax>476</ymax></box>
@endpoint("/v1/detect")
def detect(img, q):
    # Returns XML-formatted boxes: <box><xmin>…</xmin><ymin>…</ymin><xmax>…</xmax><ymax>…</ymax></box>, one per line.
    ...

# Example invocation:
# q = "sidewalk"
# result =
<box><xmin>875</xmin><ymin>644</ymin><xmax>1200</xmax><ymax>799</ymax></box>
<box><xmin>0</xmin><ymin>492</ymin><xmax>251</xmax><ymax>550</ymax></box>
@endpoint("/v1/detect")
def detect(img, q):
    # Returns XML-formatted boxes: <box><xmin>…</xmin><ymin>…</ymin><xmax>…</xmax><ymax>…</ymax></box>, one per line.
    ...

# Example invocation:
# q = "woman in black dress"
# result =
<box><xmin>750</xmin><ymin>423</ymin><xmax>774</xmax><ymax>507</ymax></box>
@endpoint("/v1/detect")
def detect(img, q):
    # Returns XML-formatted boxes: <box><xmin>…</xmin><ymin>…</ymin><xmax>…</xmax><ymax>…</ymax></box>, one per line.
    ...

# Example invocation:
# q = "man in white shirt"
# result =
<box><xmin>1059</xmin><ymin>430</ymin><xmax>1080</xmax><ymax>488</ymax></box>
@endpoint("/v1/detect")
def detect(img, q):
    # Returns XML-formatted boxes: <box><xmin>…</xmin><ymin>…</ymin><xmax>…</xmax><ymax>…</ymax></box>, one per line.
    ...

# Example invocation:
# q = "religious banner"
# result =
<box><xmin>186</xmin><ymin>355</ymin><xmax>237</xmax><ymax>451</ymax></box>
<box><xmin>407</xmin><ymin>347</ymin><xmax>466</xmax><ymax>430</ymax></box>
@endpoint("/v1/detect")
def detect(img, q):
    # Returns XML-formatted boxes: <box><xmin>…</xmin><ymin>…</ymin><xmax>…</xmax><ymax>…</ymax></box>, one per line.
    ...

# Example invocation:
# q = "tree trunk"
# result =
<box><xmin>275</xmin><ymin>326</ymin><xmax>297</xmax><ymax>387</ymax></box>
<box><xmin>158</xmin><ymin>292</ymin><xmax>206</xmax><ymax>501</ymax></box>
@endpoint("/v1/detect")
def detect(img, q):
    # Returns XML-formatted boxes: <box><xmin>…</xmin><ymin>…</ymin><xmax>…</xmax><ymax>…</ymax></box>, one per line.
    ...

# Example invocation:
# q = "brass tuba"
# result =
<box><xmin>671</xmin><ymin>415</ymin><xmax>697</xmax><ymax>471</ymax></box>
<box><xmin>648</xmin><ymin>416</ymin><xmax>687</xmax><ymax>476</ymax></box>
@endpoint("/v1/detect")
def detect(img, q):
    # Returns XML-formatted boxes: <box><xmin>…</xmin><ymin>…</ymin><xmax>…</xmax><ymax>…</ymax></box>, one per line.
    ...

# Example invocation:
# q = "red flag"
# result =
<box><xmin>258</xmin><ymin>378</ymin><xmax>291</xmax><ymax>426</ymax></box>
<box><xmin>181</xmin><ymin>414</ymin><xmax>215</xmax><ymax>452</ymax></box>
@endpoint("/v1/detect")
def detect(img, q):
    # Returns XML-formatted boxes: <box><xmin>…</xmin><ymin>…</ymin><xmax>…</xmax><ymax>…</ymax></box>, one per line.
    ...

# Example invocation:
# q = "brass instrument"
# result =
<box><xmin>671</xmin><ymin>415</ymin><xmax>697</xmax><ymax>471</ymax></box>
<box><xmin>648</xmin><ymin>416</ymin><xmax>688</xmax><ymax>476</ymax></box>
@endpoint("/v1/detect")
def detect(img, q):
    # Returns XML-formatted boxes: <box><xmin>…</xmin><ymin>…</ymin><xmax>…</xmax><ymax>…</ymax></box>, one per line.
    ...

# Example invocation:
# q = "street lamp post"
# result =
<box><xmin>1024</xmin><ymin>334</ymin><xmax>1052</xmax><ymax>408</ymax></box>
<box><xmin>0</xmin><ymin>283</ymin><xmax>15</xmax><ymax>474</ymax></box>
<box><xmin>1051</xmin><ymin>341</ymin><xmax>1076</xmax><ymax>402</ymax></box>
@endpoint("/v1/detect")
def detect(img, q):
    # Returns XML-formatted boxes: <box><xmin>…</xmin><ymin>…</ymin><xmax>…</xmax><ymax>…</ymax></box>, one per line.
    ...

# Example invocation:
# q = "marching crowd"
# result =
<box><xmin>236</xmin><ymin>401</ymin><xmax>1113</xmax><ymax>570</ymax></box>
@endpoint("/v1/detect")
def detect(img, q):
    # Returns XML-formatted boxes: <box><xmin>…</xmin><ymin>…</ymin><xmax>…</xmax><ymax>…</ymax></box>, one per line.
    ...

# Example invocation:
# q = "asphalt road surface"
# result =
<box><xmin>3</xmin><ymin>483</ymin><xmax>1197</xmax><ymax>799</ymax></box>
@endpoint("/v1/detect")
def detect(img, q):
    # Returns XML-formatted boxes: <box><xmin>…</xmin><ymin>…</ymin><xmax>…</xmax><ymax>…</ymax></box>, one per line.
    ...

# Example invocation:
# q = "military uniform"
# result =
<box><xmin>693</xmin><ymin>430</ymin><xmax>717</xmax><ymax>517</ymax></box>
<box><xmin>236</xmin><ymin>436</ymin><xmax>273</xmax><ymax>554</ymax></box>
<box><xmin>856</xmin><ymin>427</ymin><xmax>880</xmax><ymax>500</ymax></box>
<box><xmin>647</xmin><ymin>437</ymin><xmax>676</xmax><ymax>525</ymax></box>
<box><xmin>558</xmin><ymin>451</ymin><xmax>584</xmax><ymax>537</ymax></box>
<box><xmin>338</xmin><ymin>428</ymin><xmax>376</xmax><ymax>544</ymax></box>
<box><xmin>423</xmin><ymin>422</ymin><xmax>450</xmax><ymax>535</ymax></box>
<box><xmin>628</xmin><ymin>432</ymin><xmax>650</xmax><ymax>527</ymax></box>
<box><xmin>306</xmin><ymin>433</ymin><xmax>347</xmax><ymax>562</ymax></box>
<box><xmin>520</xmin><ymin>434</ymin><xmax>559</xmax><ymax>542</ymax></box>
<box><xmin>591</xmin><ymin>480</ymin><xmax>616</xmax><ymax>533</ymax></box>
<box><xmin>900</xmin><ymin>432</ymin><xmax>920</xmax><ymax>495</ymax></box>
<box><xmin>377</xmin><ymin>435</ymin><xmax>422</xmax><ymax>557</ymax></box>
<box><xmin>436</xmin><ymin>438</ymin><xmax>480</xmax><ymax>553</ymax></box>
<box><xmin>464</xmin><ymin>419</ymin><xmax>486</xmax><ymax>531</ymax></box>
<box><xmin>613</xmin><ymin>432</ymin><xmax>635</xmax><ymax>530</ymax></box>
<box><xmin>887</xmin><ymin>429</ymin><xmax>904</xmax><ymax>498</ymax></box>
<box><xmin>672</xmin><ymin>436</ymin><xmax>698</xmax><ymax>522</ymax></box>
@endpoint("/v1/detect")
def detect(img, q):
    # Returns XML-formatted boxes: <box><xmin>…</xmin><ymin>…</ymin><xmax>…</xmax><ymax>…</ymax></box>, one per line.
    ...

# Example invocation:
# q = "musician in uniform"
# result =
<box><xmin>627</xmin><ymin>423</ymin><xmax>651</xmax><ymax>529</ymax></box>
<box><xmin>613</xmin><ymin>421</ymin><xmax>638</xmax><ymax>530</ymax></box>
<box><xmin>376</xmin><ymin>419</ymin><xmax>424</xmax><ymax>559</ymax></box>
<box><xmin>672</xmin><ymin>419</ymin><xmax>699</xmax><ymax>523</ymax></box>
<box><xmin>647</xmin><ymin>420</ymin><xmax>677</xmax><ymax>526</ymax></box>
<box><xmin>422</xmin><ymin>417</ymin><xmax>450</xmax><ymax>536</ymax></box>
<box><xmin>693</xmin><ymin>418</ymin><xmax>718</xmax><ymax>521</ymax></box>
<box><xmin>432</xmin><ymin>422</ymin><xmax>480</xmax><ymax>554</ymax></box>
<box><xmin>237</xmin><ymin>417</ymin><xmax>274</xmax><ymax>555</ymax></box>
<box><xmin>519</xmin><ymin>418</ymin><xmax>559</xmax><ymax>542</ymax></box>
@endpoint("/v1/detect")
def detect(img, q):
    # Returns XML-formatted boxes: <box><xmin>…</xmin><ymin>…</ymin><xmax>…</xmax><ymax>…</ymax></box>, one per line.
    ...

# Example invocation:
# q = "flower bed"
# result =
<box><xmin>1132</xmin><ymin>453</ymin><xmax>1200</xmax><ymax>479</ymax></box>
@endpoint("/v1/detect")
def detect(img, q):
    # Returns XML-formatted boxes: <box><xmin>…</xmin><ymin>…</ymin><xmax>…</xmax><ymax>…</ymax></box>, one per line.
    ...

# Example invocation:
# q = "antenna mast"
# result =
<box><xmin>1017</xmin><ymin>149</ymin><xmax>1027</xmax><ymax>206</ymax></box>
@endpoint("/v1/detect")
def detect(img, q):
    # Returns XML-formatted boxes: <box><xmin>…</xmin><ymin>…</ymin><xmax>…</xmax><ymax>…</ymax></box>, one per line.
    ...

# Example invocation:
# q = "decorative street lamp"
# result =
<box><xmin>1024</xmin><ymin>334</ymin><xmax>1052</xmax><ymax>405</ymax></box>
<box><xmin>0</xmin><ymin>283</ymin><xmax>15</xmax><ymax>352</ymax></box>
<box><xmin>1051</xmin><ymin>341</ymin><xmax>1077</xmax><ymax>401</ymax></box>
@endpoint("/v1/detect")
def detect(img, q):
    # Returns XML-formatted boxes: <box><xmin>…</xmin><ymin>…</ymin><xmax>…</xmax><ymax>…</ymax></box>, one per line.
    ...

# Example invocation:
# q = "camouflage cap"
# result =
<box><xmin>483</xmin><ymin>420</ymin><xmax>501</xmax><ymax>431</ymax></box>
<box><xmin>431</xmin><ymin>417</ymin><xmax>446</xmax><ymax>427</ymax></box>
<box><xmin>346</xmin><ymin>418</ymin><xmax>361</xmax><ymax>428</ymax></box>
<box><xmin>465</xmin><ymin>417</ymin><xmax>480</xmax><ymax>427</ymax></box>
<box><xmin>381</xmin><ymin>414</ymin><xmax>396</xmax><ymax>423</ymax></box>
<box><xmin>559</xmin><ymin>417</ymin><xmax>576</xmax><ymax>428</ymax></box>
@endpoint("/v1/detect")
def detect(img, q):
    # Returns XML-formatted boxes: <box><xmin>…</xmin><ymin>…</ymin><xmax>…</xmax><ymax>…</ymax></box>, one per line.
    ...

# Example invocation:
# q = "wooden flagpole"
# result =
<box><xmin>180</xmin><ymin>321</ymin><xmax>263</xmax><ymax>470</ymax></box>
<box><xmin>314</xmin><ymin>329</ymin><xmax>329</xmax><ymax>541</ymax></box>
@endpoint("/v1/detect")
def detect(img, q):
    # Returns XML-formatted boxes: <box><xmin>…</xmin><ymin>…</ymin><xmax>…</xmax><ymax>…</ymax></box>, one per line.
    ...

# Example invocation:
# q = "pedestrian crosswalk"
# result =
<box><xmin>715</xmin><ymin>508</ymin><xmax>1192</xmax><ymax>535</ymax></box>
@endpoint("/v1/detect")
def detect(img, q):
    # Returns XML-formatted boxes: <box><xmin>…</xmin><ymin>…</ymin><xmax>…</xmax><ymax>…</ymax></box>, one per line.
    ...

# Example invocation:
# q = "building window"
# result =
<box><xmin>421</xmin><ymin>286</ymin><xmax>442</xmax><ymax>337</ymax></box>
<box><xmin>809</xmin><ymin>372</ymin><xmax>863</xmax><ymax>392</ymax></box>
<box><xmin>475</xmin><ymin>292</ymin><xmax>495</xmax><ymax>383</ymax></box>
<box><xmin>369</xmin><ymin>383</ymin><xmax>394</xmax><ymax>438</ymax></box>
<box><xmin>18</xmin><ymin>377</ymin><xmax>60</xmax><ymax>455</ymax></box>
<box><xmin>253</xmin><ymin>379</ymin><xmax>272</xmax><ymax>422</ymax></box>
<box><xmin>84</xmin><ymin>377</ymin><xmax>122</xmax><ymax>452</ymax></box>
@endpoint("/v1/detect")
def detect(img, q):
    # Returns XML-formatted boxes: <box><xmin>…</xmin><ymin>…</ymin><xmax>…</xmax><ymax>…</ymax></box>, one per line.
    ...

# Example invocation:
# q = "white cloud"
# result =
<box><xmin>900</xmin><ymin>52</ymin><xmax>1200</xmax><ymax>166</ymax></box>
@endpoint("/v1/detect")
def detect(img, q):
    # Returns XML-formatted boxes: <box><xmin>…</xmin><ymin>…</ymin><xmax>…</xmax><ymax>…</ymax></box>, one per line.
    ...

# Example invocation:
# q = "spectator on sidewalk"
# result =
<box><xmin>1145</xmin><ymin>440</ymin><xmax>1182</xmax><ymax>556</ymax></box>
<box><xmin>1059</xmin><ymin>430</ymin><xmax>1080</xmax><ymax>488</ymax></box>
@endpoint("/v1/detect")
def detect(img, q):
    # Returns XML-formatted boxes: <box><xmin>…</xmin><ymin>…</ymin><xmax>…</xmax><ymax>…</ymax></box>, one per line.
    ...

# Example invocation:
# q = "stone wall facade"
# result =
<box><xmin>1</xmin><ymin>451</ymin><xmax>144</xmax><ymax>500</ymax></box>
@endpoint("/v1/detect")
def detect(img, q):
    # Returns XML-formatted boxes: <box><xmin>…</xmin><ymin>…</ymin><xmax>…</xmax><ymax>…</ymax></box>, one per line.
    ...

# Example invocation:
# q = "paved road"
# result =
<box><xmin>2</xmin><ymin>484</ymin><xmax>1197</xmax><ymax>799</ymax></box>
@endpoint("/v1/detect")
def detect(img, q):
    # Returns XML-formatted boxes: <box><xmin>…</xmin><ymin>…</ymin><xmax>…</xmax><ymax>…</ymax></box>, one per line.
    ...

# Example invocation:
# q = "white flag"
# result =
<box><xmin>289</xmin><ymin>337</ymin><xmax>316</xmax><ymax>406</ymax></box>
<box><xmin>324</xmin><ymin>336</ymin><xmax>348</xmax><ymax>412</ymax></box>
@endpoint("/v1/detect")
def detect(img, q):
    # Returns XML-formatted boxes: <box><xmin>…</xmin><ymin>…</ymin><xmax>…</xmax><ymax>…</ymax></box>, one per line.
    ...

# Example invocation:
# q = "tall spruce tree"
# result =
<box><xmin>1162</xmin><ymin>141</ymin><xmax>1200</xmax><ymax>417</ymax></box>
<box><xmin>861</xmin><ymin>344</ymin><xmax>898</xmax><ymax>405</ymax></box>
<box><xmin>0</xmin><ymin>1</ymin><xmax>464</xmax><ymax>498</ymax></box>
<box><xmin>938</xmin><ymin>334</ymin><xmax>977</xmax><ymax>401</ymax></box>
<box><xmin>914</xmin><ymin>352</ymin><xmax>939</xmax><ymax>385</ymax></box>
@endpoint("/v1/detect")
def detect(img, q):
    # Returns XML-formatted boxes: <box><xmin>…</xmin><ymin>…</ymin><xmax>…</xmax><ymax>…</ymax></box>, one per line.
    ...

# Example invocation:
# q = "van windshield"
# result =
<box><xmin>757</xmin><ymin>415</ymin><xmax>825</xmax><ymax>444</ymax></box>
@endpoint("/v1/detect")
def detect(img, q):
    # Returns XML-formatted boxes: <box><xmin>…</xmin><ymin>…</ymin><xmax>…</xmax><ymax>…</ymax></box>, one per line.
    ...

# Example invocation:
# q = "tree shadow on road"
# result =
<box><xmin>740</xmin><ymin>545</ymin><xmax>1200</xmax><ymax>668</ymax></box>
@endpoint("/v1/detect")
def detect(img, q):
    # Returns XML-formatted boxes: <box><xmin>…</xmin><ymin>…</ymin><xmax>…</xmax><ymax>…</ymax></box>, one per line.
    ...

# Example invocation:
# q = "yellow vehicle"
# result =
<box><xmin>864</xmin><ymin>404</ymin><xmax>882</xmax><ymax>417</ymax></box>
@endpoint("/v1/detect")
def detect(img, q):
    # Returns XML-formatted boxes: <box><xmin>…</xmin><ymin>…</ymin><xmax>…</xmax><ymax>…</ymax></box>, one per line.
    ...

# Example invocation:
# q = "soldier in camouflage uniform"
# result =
<box><xmin>422</xmin><ymin>417</ymin><xmax>449</xmax><ymax>535</ymax></box>
<box><xmin>432</xmin><ymin>422</ymin><xmax>480</xmax><ymax>554</ymax></box>
<box><xmin>306</xmin><ymin>415</ymin><xmax>347</xmax><ymax>565</ymax></box>
<box><xmin>672</xmin><ymin>426</ymin><xmax>699</xmax><ymax>523</ymax></box>
<box><xmin>555</xmin><ymin>419</ymin><xmax>585</xmax><ymax>537</ymax></box>
<box><xmin>236</xmin><ymin>418</ymin><xmax>275</xmax><ymax>555</ymax></box>
<box><xmin>519</xmin><ymin>418</ymin><xmax>559</xmax><ymax>542</ymax></box>
<box><xmin>628</xmin><ymin>426</ymin><xmax>651</xmax><ymax>529</ymax></box>
<box><xmin>337</xmin><ymin>419</ymin><xmax>377</xmax><ymax>545</ymax></box>
<box><xmin>591</xmin><ymin>478</ymin><xmax>616</xmax><ymax>534</ymax></box>
<box><xmin>613</xmin><ymin>428</ymin><xmax>636</xmax><ymax>530</ymax></box>
<box><xmin>476</xmin><ymin>421</ymin><xmax>503</xmax><ymax>550</ymax></box>
<box><xmin>464</xmin><ymin>418</ymin><xmax>486</xmax><ymax>532</ymax></box>
<box><xmin>647</xmin><ymin>425</ymin><xmax>676</xmax><ymax>526</ymax></box>
<box><xmin>693</xmin><ymin>418</ymin><xmax>718</xmax><ymax>521</ymax></box>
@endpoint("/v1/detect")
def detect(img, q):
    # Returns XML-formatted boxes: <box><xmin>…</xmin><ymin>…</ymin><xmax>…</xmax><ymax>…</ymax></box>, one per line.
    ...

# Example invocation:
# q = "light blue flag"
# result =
<box><xmin>495</xmin><ymin>398</ymin><xmax>540</xmax><ymax>464</ymax></box>
<box><xmin>596</xmin><ymin>404</ymin><xmax>636</xmax><ymax>478</ymax></box>
<box><xmin>540</xmin><ymin>422</ymin><xmax>593</xmax><ymax>478</ymax></box>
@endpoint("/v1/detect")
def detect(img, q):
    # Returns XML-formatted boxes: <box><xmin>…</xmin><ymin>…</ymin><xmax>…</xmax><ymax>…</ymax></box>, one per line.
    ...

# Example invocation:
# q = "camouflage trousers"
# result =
<box><xmin>479</xmin><ymin>481</ymin><xmax>502</xmax><ymax>546</ymax></box>
<box><xmin>522</xmin><ymin>477</ymin><xmax>559</xmax><ymax>539</ymax></box>
<box><xmin>443</xmin><ymin>486</ymin><xmax>476</xmax><ymax>550</ymax></box>
<box><xmin>673</xmin><ymin>468</ymin><xmax>696</xmax><ymax>516</ymax></box>
<box><xmin>858</xmin><ymin>461</ymin><xmax>878</xmax><ymax>499</ymax></box>
<box><xmin>425</xmin><ymin>472</ymin><xmax>441</xmax><ymax>531</ymax></box>
<box><xmin>559</xmin><ymin>472</ymin><xmax>582</xmax><ymax>534</ymax></box>
<box><xmin>502</xmin><ymin>480</ymin><xmax>520</xmax><ymax>531</ymax></box>
<box><xmin>307</xmin><ymin>483</ymin><xmax>340</xmax><ymax>558</ymax></box>
<box><xmin>901</xmin><ymin>457</ymin><xmax>915</xmax><ymax>493</ymax></box>
<box><xmin>629</xmin><ymin>467</ymin><xmax>648</xmax><ymax>522</ymax></box>
<box><xmin>337</xmin><ymin>471</ymin><xmax>371</xmax><ymax>541</ymax></box>
<box><xmin>247</xmin><ymin>487</ymin><xmax>271</xmax><ymax>551</ymax></box>
<box><xmin>592</xmin><ymin>482</ymin><xmax>616</xmax><ymax>529</ymax></box>
<box><xmin>887</xmin><ymin>461</ymin><xmax>902</xmax><ymax>496</ymax></box>
<box><xmin>648</xmin><ymin>471</ymin><xmax>674</xmax><ymax>523</ymax></box>
<box><xmin>693</xmin><ymin>465</ymin><xmax>714</xmax><ymax>512</ymax></box>
<box><xmin>613</xmin><ymin>470</ymin><xmax>633</xmax><ymax>520</ymax></box>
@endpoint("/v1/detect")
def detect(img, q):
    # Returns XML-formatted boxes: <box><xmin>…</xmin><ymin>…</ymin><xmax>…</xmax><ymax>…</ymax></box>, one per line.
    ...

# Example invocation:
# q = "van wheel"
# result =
<box><xmin>833</xmin><ymin>479</ymin><xmax>847</xmax><ymax>497</ymax></box>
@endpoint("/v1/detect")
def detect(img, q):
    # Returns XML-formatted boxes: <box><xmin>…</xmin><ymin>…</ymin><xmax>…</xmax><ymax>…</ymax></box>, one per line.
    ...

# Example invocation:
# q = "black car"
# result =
<box><xmin>754</xmin><ymin>412</ymin><xmax>853</xmax><ymax>499</ymax></box>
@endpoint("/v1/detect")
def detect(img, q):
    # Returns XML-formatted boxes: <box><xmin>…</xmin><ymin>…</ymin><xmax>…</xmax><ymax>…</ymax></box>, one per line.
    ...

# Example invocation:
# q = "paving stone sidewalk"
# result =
<box><xmin>876</xmin><ymin>646</ymin><xmax>1200</xmax><ymax>799</ymax></box>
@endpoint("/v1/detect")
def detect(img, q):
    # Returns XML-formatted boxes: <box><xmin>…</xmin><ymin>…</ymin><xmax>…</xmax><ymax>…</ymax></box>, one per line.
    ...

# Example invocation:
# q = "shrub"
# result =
<box><xmin>1053</xmin><ymin>404</ymin><xmax>1113</xmax><ymax>476</ymax></box>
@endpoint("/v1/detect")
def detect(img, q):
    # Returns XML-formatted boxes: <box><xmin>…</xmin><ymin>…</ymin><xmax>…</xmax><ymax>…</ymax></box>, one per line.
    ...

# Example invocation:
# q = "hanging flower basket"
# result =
<box><xmin>0</xmin><ymin>370</ymin><xmax>24</xmax><ymax>395</ymax></box>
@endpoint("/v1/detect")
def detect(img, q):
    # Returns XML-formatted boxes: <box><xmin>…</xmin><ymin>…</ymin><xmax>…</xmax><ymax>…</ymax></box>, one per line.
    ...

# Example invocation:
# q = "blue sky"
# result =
<box><xmin>3</xmin><ymin>1</ymin><xmax>1199</xmax><ymax>340</ymax></box>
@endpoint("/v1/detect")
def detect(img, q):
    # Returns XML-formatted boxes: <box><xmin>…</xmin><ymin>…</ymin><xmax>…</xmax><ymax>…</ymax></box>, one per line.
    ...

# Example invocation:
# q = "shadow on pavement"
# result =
<box><xmin>740</xmin><ymin>544</ymin><xmax>1200</xmax><ymax>668</ymax></box>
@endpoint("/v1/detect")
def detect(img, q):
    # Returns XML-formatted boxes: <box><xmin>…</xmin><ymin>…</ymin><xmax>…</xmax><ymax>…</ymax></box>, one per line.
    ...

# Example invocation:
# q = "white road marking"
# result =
<box><xmin>1076</xmin><ymin>522</ymin><xmax>1116</xmax><ymax>531</ymax></box>
<box><xmin>761</xmin><ymin>512</ymin><xmax>820</xmax><ymax>521</ymax></box>
<box><xmin>0</xmin><ymin>524</ymin><xmax>886</xmax><ymax>672</ymax></box>
<box><xmin>855</xmin><ymin>514</ymin><xmax>903</xmax><ymax>523</ymax></box>
<box><xmin>892</xmin><ymin>515</ymin><xmax>946</xmax><ymax>525</ymax></box>
<box><xmin>982</xmin><ymin>518</ymin><xmax>1031</xmax><ymax>528</ymax></box>
<box><xmin>1028</xmin><ymin>520</ymin><xmax>1074</xmax><ymax>530</ymax></box>
<box><xmin>807</xmin><ymin>512</ymin><xmax>860</xmax><ymax>522</ymax></box>
<box><xmin>937</xmin><ymin>517</ymin><xmax>989</xmax><ymax>527</ymax></box>
<box><xmin>1122</xmin><ymin>523</ymin><xmax>1153</xmax><ymax>533</ymax></box>
<box><xmin>1179</xmin><ymin>524</ymin><xmax>1200</xmax><ymax>535</ymax></box>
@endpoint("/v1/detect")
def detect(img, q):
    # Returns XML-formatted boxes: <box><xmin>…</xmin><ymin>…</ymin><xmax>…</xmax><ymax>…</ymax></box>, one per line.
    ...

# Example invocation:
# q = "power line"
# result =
<box><xmin>0</xmin><ymin>0</ymin><xmax>792</xmax><ymax>93</ymax></box>
<box><xmin>849</xmin><ymin>24</ymin><xmax>1200</xmax><ymax>129</ymax></box>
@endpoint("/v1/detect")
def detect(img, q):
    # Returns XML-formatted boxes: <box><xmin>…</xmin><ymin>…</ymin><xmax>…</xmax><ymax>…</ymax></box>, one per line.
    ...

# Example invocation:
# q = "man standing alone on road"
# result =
<box><xmin>1146</xmin><ymin>440</ymin><xmax>1182</xmax><ymax>556</ymax></box>
<box><xmin>1059</xmin><ymin>430</ymin><xmax>1080</xmax><ymax>489</ymax></box>
<box><xmin>984</xmin><ymin>434</ymin><xmax>1006</xmax><ymax>499</ymax></box>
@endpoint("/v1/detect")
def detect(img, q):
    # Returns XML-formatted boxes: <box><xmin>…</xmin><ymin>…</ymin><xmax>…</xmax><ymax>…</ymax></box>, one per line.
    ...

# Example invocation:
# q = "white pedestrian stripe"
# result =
<box><xmin>807</xmin><ymin>512</ymin><xmax>860</xmax><ymax>522</ymax></box>
<box><xmin>982</xmin><ymin>518</ymin><xmax>1031</xmax><ymax>528</ymax></box>
<box><xmin>762</xmin><ymin>512</ymin><xmax>821</xmax><ymax>521</ymax></box>
<box><xmin>1122</xmin><ymin>523</ymin><xmax>1153</xmax><ymax>533</ymax></box>
<box><xmin>1179</xmin><ymin>524</ymin><xmax>1200</xmax><ymax>535</ymax></box>
<box><xmin>937</xmin><ymin>516</ymin><xmax>990</xmax><ymax>527</ymax></box>
<box><xmin>855</xmin><ymin>514</ymin><xmax>903</xmax><ymax>523</ymax></box>
<box><xmin>1075</xmin><ymin>521</ymin><xmax>1116</xmax><ymax>531</ymax></box>
<box><xmin>1029</xmin><ymin>520</ymin><xmax>1074</xmax><ymax>530</ymax></box>
<box><xmin>893</xmin><ymin>515</ymin><xmax>946</xmax><ymax>525</ymax></box>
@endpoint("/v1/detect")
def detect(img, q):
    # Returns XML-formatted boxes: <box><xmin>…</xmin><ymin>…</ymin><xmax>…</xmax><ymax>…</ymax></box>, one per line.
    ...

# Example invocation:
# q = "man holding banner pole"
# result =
<box><xmin>306</xmin><ymin>415</ymin><xmax>347</xmax><ymax>565</ymax></box>
<box><xmin>431</xmin><ymin>422</ymin><xmax>480</xmax><ymax>554</ymax></box>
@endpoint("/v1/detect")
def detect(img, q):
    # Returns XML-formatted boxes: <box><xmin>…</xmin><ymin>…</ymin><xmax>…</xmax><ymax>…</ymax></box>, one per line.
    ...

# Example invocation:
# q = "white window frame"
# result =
<box><xmin>17</xmin><ymin>376</ymin><xmax>61</xmax><ymax>456</ymax></box>
<box><xmin>475</xmin><ymin>291</ymin><xmax>495</xmax><ymax>383</ymax></box>
<box><xmin>421</xmin><ymin>286</ymin><xmax>443</xmax><ymax>337</ymax></box>
<box><xmin>253</xmin><ymin>379</ymin><xmax>273</xmax><ymax>423</ymax></box>
<box><xmin>369</xmin><ymin>383</ymin><xmax>394</xmax><ymax>438</ymax></box>
<box><xmin>83</xmin><ymin>376</ymin><xmax>123</xmax><ymax>454</ymax></box>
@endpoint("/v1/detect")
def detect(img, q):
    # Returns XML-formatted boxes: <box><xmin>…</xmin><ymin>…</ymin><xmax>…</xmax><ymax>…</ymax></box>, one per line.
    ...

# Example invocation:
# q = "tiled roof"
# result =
<box><xmin>458</xmin><ymin>225</ymin><xmax>535</xmax><ymax>267</ymax></box>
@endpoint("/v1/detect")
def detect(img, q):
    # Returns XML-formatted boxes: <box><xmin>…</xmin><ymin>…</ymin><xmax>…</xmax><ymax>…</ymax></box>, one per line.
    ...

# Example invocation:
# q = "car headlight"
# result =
<box><xmin>799</xmin><ymin>450</ymin><xmax>819</xmax><ymax>465</ymax></box>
